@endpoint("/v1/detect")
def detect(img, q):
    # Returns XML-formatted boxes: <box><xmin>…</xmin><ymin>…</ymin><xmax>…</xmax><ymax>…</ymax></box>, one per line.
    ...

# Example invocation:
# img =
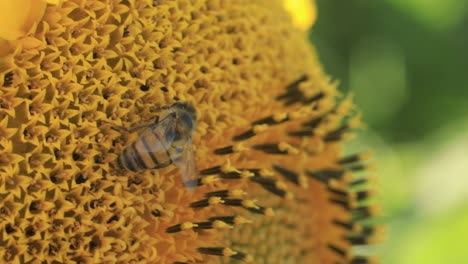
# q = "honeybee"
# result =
<box><xmin>108</xmin><ymin>102</ymin><xmax>198</xmax><ymax>191</ymax></box>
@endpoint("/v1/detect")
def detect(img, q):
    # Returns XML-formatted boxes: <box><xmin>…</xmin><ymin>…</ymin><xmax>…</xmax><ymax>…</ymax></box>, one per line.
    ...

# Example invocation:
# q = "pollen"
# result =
<box><xmin>0</xmin><ymin>0</ymin><xmax>380</xmax><ymax>263</ymax></box>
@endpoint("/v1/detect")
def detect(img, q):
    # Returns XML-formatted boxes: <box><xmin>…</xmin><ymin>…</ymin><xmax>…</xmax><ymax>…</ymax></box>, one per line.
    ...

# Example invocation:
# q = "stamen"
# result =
<box><xmin>251</xmin><ymin>113</ymin><xmax>289</xmax><ymax>125</ymax></box>
<box><xmin>258</xmin><ymin>168</ymin><xmax>275</xmax><ymax>177</ymax></box>
<box><xmin>189</xmin><ymin>197</ymin><xmax>273</xmax><ymax>216</ymax></box>
<box><xmin>214</xmin><ymin>144</ymin><xmax>248</xmax><ymax>155</ymax></box>
<box><xmin>351</xmin><ymin>256</ymin><xmax>378</xmax><ymax>264</ymax></box>
<box><xmin>167</xmin><ymin>216</ymin><xmax>252</xmax><ymax>234</ymax></box>
<box><xmin>348</xmin><ymin>163</ymin><xmax>376</xmax><ymax>172</ymax></box>
<box><xmin>327</xmin><ymin>243</ymin><xmax>347</xmax><ymax>258</ymax></box>
<box><xmin>305</xmin><ymin>169</ymin><xmax>345</xmax><ymax>183</ymax></box>
<box><xmin>302</xmin><ymin>115</ymin><xmax>326</xmax><ymax>128</ymax></box>
<box><xmin>261</xmin><ymin>185</ymin><xmax>293</xmax><ymax>199</ymax></box>
<box><xmin>327</xmin><ymin>185</ymin><xmax>349</xmax><ymax>198</ymax></box>
<box><xmin>249</xmin><ymin>176</ymin><xmax>293</xmax><ymax>199</ymax></box>
<box><xmin>329</xmin><ymin>198</ymin><xmax>354</xmax><ymax>210</ymax></box>
<box><xmin>205</xmin><ymin>189</ymin><xmax>247</xmax><ymax>198</ymax></box>
<box><xmin>208</xmin><ymin>215</ymin><xmax>252</xmax><ymax>225</ymax></box>
<box><xmin>253</xmin><ymin>142</ymin><xmax>298</xmax><ymax>155</ymax></box>
<box><xmin>302</xmin><ymin>92</ymin><xmax>325</xmax><ymax>104</ymax></box>
<box><xmin>223</xmin><ymin>198</ymin><xmax>274</xmax><ymax>215</ymax></box>
<box><xmin>190</xmin><ymin>197</ymin><xmax>224</xmax><ymax>208</ymax></box>
<box><xmin>349</xmin><ymin>178</ymin><xmax>368</xmax><ymax>186</ymax></box>
<box><xmin>344</xmin><ymin>234</ymin><xmax>370</xmax><ymax>246</ymax></box>
<box><xmin>324</xmin><ymin>115</ymin><xmax>362</xmax><ymax>142</ymax></box>
<box><xmin>166</xmin><ymin>222</ymin><xmax>197</xmax><ymax>233</ymax></box>
<box><xmin>323</xmin><ymin>125</ymin><xmax>351</xmax><ymax>142</ymax></box>
<box><xmin>284</xmin><ymin>89</ymin><xmax>324</xmax><ymax>106</ymax></box>
<box><xmin>199</xmin><ymin>166</ymin><xmax>222</xmax><ymax>175</ymax></box>
<box><xmin>232</xmin><ymin>124</ymin><xmax>268</xmax><ymax>141</ymax></box>
<box><xmin>272</xmin><ymin>165</ymin><xmax>300</xmax><ymax>185</ymax></box>
<box><xmin>192</xmin><ymin>220</ymin><xmax>231</xmax><ymax>231</ymax></box>
<box><xmin>249</xmin><ymin>176</ymin><xmax>278</xmax><ymax>188</ymax></box>
<box><xmin>351</xmin><ymin>205</ymin><xmax>381</xmax><ymax>222</ymax></box>
<box><xmin>338</xmin><ymin>151</ymin><xmax>372</xmax><ymax>165</ymax></box>
<box><xmin>288</xmin><ymin>129</ymin><xmax>314</xmax><ymax>138</ymax></box>
<box><xmin>275</xmin><ymin>74</ymin><xmax>309</xmax><ymax>101</ymax></box>
<box><xmin>355</xmin><ymin>190</ymin><xmax>376</xmax><ymax>202</ymax></box>
<box><xmin>332</xmin><ymin>219</ymin><xmax>360</xmax><ymax>232</ymax></box>
<box><xmin>197</xmin><ymin>247</ymin><xmax>253</xmax><ymax>262</ymax></box>
<box><xmin>221</xmin><ymin>160</ymin><xmax>241</xmax><ymax>173</ymax></box>
<box><xmin>349</xmin><ymin>175</ymin><xmax>377</xmax><ymax>187</ymax></box>
<box><xmin>220</xmin><ymin>170</ymin><xmax>254</xmax><ymax>180</ymax></box>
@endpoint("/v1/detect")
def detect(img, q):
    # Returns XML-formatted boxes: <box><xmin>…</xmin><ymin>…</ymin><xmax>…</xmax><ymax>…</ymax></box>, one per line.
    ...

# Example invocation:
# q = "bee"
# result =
<box><xmin>108</xmin><ymin>102</ymin><xmax>198</xmax><ymax>191</ymax></box>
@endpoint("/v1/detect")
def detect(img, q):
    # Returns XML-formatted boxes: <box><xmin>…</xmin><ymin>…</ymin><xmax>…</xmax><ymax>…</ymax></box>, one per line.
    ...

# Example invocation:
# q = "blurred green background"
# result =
<box><xmin>310</xmin><ymin>0</ymin><xmax>468</xmax><ymax>263</ymax></box>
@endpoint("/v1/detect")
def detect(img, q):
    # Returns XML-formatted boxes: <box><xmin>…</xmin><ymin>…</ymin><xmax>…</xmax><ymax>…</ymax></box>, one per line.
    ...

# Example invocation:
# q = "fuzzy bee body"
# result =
<box><xmin>116</xmin><ymin>102</ymin><xmax>197</xmax><ymax>190</ymax></box>
<box><xmin>118</xmin><ymin>123</ymin><xmax>174</xmax><ymax>172</ymax></box>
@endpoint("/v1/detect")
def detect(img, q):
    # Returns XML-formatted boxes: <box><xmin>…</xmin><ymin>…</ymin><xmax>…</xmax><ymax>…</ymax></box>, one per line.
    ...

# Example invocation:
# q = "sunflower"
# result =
<box><xmin>0</xmin><ymin>0</ymin><xmax>381</xmax><ymax>263</ymax></box>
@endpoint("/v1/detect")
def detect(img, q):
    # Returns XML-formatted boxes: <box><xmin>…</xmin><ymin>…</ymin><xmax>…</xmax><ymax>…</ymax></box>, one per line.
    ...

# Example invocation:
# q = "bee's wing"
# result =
<box><xmin>156</xmin><ymin>113</ymin><xmax>178</xmax><ymax>141</ymax></box>
<box><xmin>140</xmin><ymin>113</ymin><xmax>177</xmax><ymax>153</ymax></box>
<box><xmin>173</xmin><ymin>135</ymin><xmax>198</xmax><ymax>192</ymax></box>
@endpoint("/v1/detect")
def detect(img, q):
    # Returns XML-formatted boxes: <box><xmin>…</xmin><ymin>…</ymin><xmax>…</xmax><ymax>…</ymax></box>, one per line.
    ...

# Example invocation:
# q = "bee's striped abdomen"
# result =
<box><xmin>118</xmin><ymin>127</ymin><xmax>173</xmax><ymax>172</ymax></box>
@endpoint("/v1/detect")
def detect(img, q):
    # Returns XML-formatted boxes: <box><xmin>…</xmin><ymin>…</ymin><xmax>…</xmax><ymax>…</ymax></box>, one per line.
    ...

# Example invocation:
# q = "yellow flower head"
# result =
<box><xmin>0</xmin><ymin>0</ymin><xmax>381</xmax><ymax>263</ymax></box>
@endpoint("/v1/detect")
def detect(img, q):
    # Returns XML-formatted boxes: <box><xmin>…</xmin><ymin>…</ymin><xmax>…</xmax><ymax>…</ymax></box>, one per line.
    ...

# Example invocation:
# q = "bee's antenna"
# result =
<box><xmin>151</xmin><ymin>104</ymin><xmax>171</xmax><ymax>112</ymax></box>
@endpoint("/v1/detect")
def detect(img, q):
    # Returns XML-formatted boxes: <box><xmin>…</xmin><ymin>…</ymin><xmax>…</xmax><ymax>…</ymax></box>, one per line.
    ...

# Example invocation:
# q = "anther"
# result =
<box><xmin>288</xmin><ymin>129</ymin><xmax>314</xmax><ymax>138</ymax></box>
<box><xmin>204</xmin><ymin>189</ymin><xmax>246</xmax><ymax>198</ymax></box>
<box><xmin>214</xmin><ymin>143</ymin><xmax>248</xmax><ymax>155</ymax></box>
<box><xmin>190</xmin><ymin>197</ymin><xmax>224</xmax><ymax>208</ymax></box>
<box><xmin>222</xmin><ymin>198</ymin><xmax>273</xmax><ymax>215</ymax></box>
<box><xmin>323</xmin><ymin>125</ymin><xmax>351</xmax><ymax>142</ymax></box>
<box><xmin>199</xmin><ymin>166</ymin><xmax>222</xmax><ymax>175</ymax></box>
<box><xmin>251</xmin><ymin>112</ymin><xmax>288</xmax><ymax>126</ymax></box>
<box><xmin>208</xmin><ymin>215</ymin><xmax>252</xmax><ymax>225</ymax></box>
<box><xmin>232</xmin><ymin>124</ymin><xmax>268</xmax><ymax>141</ymax></box>
<box><xmin>166</xmin><ymin>222</ymin><xmax>198</xmax><ymax>233</ymax></box>
<box><xmin>275</xmin><ymin>74</ymin><xmax>309</xmax><ymax>102</ymax></box>
<box><xmin>338</xmin><ymin>151</ymin><xmax>373</xmax><ymax>165</ymax></box>
<box><xmin>221</xmin><ymin>160</ymin><xmax>241</xmax><ymax>173</ymax></box>
<box><xmin>197</xmin><ymin>247</ymin><xmax>253</xmax><ymax>262</ymax></box>
<box><xmin>253</xmin><ymin>142</ymin><xmax>298</xmax><ymax>155</ymax></box>
<box><xmin>332</xmin><ymin>219</ymin><xmax>360</xmax><ymax>231</ymax></box>
<box><xmin>327</xmin><ymin>243</ymin><xmax>347</xmax><ymax>258</ymax></box>
<box><xmin>305</xmin><ymin>169</ymin><xmax>345</xmax><ymax>183</ymax></box>
<box><xmin>273</xmin><ymin>165</ymin><xmax>300</xmax><ymax>185</ymax></box>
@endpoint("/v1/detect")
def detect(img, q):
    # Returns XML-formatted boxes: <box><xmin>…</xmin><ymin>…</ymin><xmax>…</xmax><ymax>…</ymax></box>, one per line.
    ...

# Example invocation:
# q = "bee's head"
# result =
<box><xmin>172</xmin><ymin>101</ymin><xmax>195</xmax><ymax>114</ymax></box>
<box><xmin>172</xmin><ymin>101</ymin><xmax>196</xmax><ymax>130</ymax></box>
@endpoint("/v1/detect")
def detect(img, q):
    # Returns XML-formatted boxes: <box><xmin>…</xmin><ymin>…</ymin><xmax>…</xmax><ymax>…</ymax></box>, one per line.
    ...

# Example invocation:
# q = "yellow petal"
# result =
<box><xmin>46</xmin><ymin>0</ymin><xmax>64</xmax><ymax>5</ymax></box>
<box><xmin>0</xmin><ymin>0</ymin><xmax>48</xmax><ymax>40</ymax></box>
<box><xmin>283</xmin><ymin>0</ymin><xmax>317</xmax><ymax>30</ymax></box>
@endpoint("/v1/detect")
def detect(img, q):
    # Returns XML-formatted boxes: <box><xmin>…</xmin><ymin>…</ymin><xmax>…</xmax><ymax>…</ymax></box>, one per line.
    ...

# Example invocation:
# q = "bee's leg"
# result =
<box><xmin>136</xmin><ymin>114</ymin><xmax>162</xmax><ymax>126</ymax></box>
<box><xmin>102</xmin><ymin>112</ymin><xmax>174</xmax><ymax>132</ymax></box>
<box><xmin>102</xmin><ymin>120</ymin><xmax>153</xmax><ymax>133</ymax></box>
<box><xmin>123</xmin><ymin>123</ymin><xmax>155</xmax><ymax>133</ymax></box>
<box><xmin>144</xmin><ymin>111</ymin><xmax>176</xmax><ymax>125</ymax></box>
<box><xmin>150</xmin><ymin>104</ymin><xmax>171</xmax><ymax>113</ymax></box>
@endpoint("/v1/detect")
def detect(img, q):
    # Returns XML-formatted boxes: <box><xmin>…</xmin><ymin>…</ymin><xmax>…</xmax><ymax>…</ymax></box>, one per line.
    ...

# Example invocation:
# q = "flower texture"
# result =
<box><xmin>0</xmin><ymin>0</ymin><xmax>381</xmax><ymax>263</ymax></box>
